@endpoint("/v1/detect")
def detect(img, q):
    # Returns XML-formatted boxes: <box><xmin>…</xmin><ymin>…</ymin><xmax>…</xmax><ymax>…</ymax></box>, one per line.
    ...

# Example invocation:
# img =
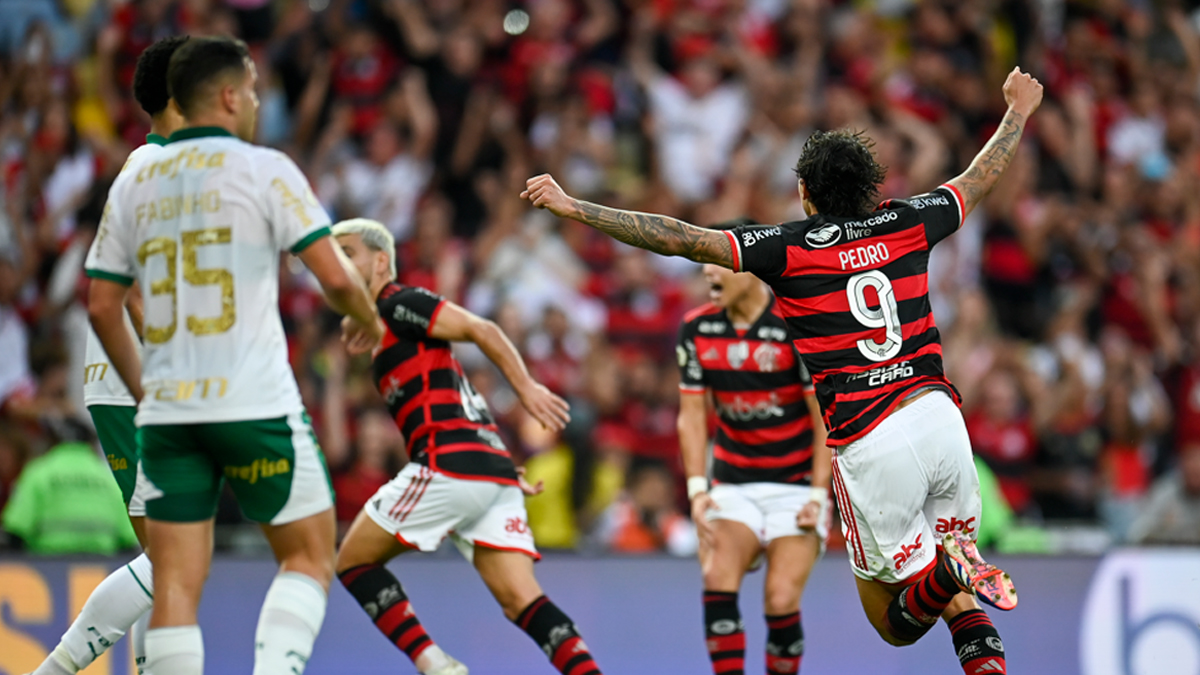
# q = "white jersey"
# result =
<box><xmin>84</xmin><ymin>128</ymin><xmax>331</xmax><ymax>425</ymax></box>
<box><xmin>82</xmin><ymin>141</ymin><xmax>164</xmax><ymax>408</ymax></box>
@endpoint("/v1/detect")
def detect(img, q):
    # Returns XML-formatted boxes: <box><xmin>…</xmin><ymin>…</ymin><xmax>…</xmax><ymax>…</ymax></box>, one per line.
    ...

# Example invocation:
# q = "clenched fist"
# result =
<box><xmin>1003</xmin><ymin>67</ymin><xmax>1044</xmax><ymax>118</ymax></box>
<box><xmin>521</xmin><ymin>174</ymin><xmax>577</xmax><ymax>219</ymax></box>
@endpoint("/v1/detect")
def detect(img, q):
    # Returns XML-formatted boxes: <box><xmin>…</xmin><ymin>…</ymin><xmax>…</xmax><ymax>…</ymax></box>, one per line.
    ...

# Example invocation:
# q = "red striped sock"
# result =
<box><xmin>948</xmin><ymin>609</ymin><xmax>1006</xmax><ymax>674</ymax></box>
<box><xmin>884</xmin><ymin>555</ymin><xmax>960</xmax><ymax>643</ymax></box>
<box><xmin>515</xmin><ymin>595</ymin><xmax>602</xmax><ymax>675</ymax></box>
<box><xmin>338</xmin><ymin>564</ymin><xmax>433</xmax><ymax>663</ymax></box>
<box><xmin>704</xmin><ymin>591</ymin><xmax>745</xmax><ymax>675</ymax></box>
<box><xmin>765</xmin><ymin>612</ymin><xmax>802</xmax><ymax>674</ymax></box>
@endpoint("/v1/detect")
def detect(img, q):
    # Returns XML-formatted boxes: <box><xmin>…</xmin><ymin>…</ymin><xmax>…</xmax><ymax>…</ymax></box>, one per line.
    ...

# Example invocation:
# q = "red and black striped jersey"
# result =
<box><xmin>677</xmin><ymin>297</ymin><xmax>817</xmax><ymax>484</ymax></box>
<box><xmin>371</xmin><ymin>282</ymin><xmax>518</xmax><ymax>485</ymax></box>
<box><xmin>724</xmin><ymin>185</ymin><xmax>966</xmax><ymax>447</ymax></box>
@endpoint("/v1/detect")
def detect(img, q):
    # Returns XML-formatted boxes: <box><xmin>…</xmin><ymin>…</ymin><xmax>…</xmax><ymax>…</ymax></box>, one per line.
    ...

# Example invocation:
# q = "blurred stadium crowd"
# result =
<box><xmin>2</xmin><ymin>0</ymin><xmax>1200</xmax><ymax>555</ymax></box>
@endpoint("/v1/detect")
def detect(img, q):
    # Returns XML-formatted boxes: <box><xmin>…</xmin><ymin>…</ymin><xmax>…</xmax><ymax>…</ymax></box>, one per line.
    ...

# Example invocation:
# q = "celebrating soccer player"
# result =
<box><xmin>86</xmin><ymin>36</ymin><xmax>383</xmax><ymax>675</ymax></box>
<box><xmin>28</xmin><ymin>35</ymin><xmax>188</xmax><ymax>675</ymax></box>
<box><xmin>330</xmin><ymin>218</ymin><xmax>603</xmax><ymax>675</ymax></box>
<box><xmin>677</xmin><ymin>223</ymin><xmax>831</xmax><ymax>675</ymax></box>
<box><xmin>523</xmin><ymin>67</ymin><xmax>1044</xmax><ymax>675</ymax></box>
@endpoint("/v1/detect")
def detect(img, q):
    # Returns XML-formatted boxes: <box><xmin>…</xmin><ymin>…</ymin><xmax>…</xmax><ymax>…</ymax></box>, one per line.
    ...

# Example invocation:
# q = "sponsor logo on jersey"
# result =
<box><xmin>698</xmin><ymin>321</ymin><xmax>727</xmax><ymax>334</ymax></box>
<box><xmin>84</xmin><ymin>363</ymin><xmax>109</xmax><ymax>383</ymax></box>
<box><xmin>702</xmin><ymin>348</ymin><xmax>720</xmax><ymax>361</ymax></box>
<box><xmin>505</xmin><ymin>517</ymin><xmax>529</xmax><ymax>534</ymax></box>
<box><xmin>393</xmin><ymin>304</ymin><xmax>431</xmax><ymax>330</ymax></box>
<box><xmin>847</xmin><ymin>360</ymin><xmax>914</xmax><ymax>387</ymax></box>
<box><xmin>756</xmin><ymin>326</ymin><xmax>788</xmax><ymax>342</ymax></box>
<box><xmin>845</xmin><ymin>227</ymin><xmax>872</xmax><ymax>241</ymax></box>
<box><xmin>716</xmin><ymin>393</ymin><xmax>786</xmax><ymax>421</ymax></box>
<box><xmin>107</xmin><ymin>454</ymin><xmax>128</xmax><ymax>471</ymax></box>
<box><xmin>741</xmin><ymin>227</ymin><xmax>781</xmax><ymax>248</ymax></box>
<box><xmin>805</xmin><ymin>223</ymin><xmax>842</xmax><ymax>248</ymax></box>
<box><xmin>754</xmin><ymin>342</ymin><xmax>781</xmax><ymax>372</ymax></box>
<box><xmin>911</xmin><ymin>194</ymin><xmax>950</xmax><ymax>210</ymax></box>
<box><xmin>935</xmin><ymin>516</ymin><xmax>977</xmax><ymax>535</ymax></box>
<box><xmin>727</xmin><ymin>341</ymin><xmax>750</xmax><ymax>369</ymax></box>
<box><xmin>842</xmin><ymin>210</ymin><xmax>898</xmax><ymax>229</ymax></box>
<box><xmin>893</xmin><ymin>532</ymin><xmax>923</xmax><ymax>571</ymax></box>
<box><xmin>677</xmin><ymin>345</ymin><xmax>689</xmax><ymax>368</ymax></box>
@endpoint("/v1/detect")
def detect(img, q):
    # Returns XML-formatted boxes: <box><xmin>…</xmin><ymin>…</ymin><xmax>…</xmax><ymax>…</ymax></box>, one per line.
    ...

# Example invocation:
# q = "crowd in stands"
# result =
<box><xmin>3</xmin><ymin>0</ymin><xmax>1200</xmax><ymax>554</ymax></box>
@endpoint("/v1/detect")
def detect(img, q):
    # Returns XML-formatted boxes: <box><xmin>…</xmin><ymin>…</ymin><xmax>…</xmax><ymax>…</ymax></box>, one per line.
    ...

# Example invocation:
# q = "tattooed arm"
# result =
<box><xmin>947</xmin><ymin>67</ymin><xmax>1044</xmax><ymax>219</ymax></box>
<box><xmin>521</xmin><ymin>174</ymin><xmax>736</xmax><ymax>268</ymax></box>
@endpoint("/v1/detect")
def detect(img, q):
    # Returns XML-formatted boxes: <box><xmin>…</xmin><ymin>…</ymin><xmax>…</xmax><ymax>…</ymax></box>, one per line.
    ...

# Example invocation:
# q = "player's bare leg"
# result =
<box><xmin>474</xmin><ymin>547</ymin><xmax>603</xmax><ymax>675</ymax></box>
<box><xmin>761</xmin><ymin>534</ymin><xmax>820</xmax><ymax>674</ymax></box>
<box><xmin>335</xmin><ymin>511</ymin><xmax>466</xmax><ymax>675</ymax></box>
<box><xmin>853</xmin><ymin>545</ymin><xmax>1010</xmax><ymax>674</ymax></box>
<box><xmin>144</xmin><ymin>519</ymin><xmax>213</xmax><ymax>675</ymax></box>
<box><xmin>29</xmin><ymin>515</ymin><xmax>154</xmax><ymax>675</ymax></box>
<box><xmin>700</xmin><ymin>520</ymin><xmax>759</xmax><ymax>675</ymax></box>
<box><xmin>251</xmin><ymin>509</ymin><xmax>336</xmax><ymax>675</ymax></box>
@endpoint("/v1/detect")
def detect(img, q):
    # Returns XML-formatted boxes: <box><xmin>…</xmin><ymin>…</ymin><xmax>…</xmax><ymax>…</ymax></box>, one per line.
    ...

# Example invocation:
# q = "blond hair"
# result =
<box><xmin>332</xmin><ymin>218</ymin><xmax>396</xmax><ymax>279</ymax></box>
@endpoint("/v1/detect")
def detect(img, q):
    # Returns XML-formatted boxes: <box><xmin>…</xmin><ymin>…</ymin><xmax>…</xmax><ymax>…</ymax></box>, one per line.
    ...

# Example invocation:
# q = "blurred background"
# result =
<box><xmin>1</xmin><ymin>0</ymin><xmax>1200</xmax><ymax>672</ymax></box>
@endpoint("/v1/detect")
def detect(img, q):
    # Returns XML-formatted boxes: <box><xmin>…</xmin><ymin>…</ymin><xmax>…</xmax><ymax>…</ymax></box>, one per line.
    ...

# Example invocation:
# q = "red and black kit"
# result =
<box><xmin>725</xmin><ymin>185</ymin><xmax>967</xmax><ymax>446</ymax></box>
<box><xmin>372</xmin><ymin>282</ymin><xmax>518</xmax><ymax>484</ymax></box>
<box><xmin>678</xmin><ymin>297</ymin><xmax>816</xmax><ymax>485</ymax></box>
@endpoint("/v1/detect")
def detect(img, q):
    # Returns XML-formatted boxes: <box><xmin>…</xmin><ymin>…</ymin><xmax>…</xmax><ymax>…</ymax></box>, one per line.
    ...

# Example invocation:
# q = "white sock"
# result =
<box><xmin>33</xmin><ymin>554</ymin><xmax>154</xmax><ymax>674</ymax></box>
<box><xmin>131</xmin><ymin>610</ymin><xmax>151</xmax><ymax>674</ymax></box>
<box><xmin>252</xmin><ymin>572</ymin><xmax>328</xmax><ymax>675</ymax></box>
<box><xmin>143</xmin><ymin>626</ymin><xmax>203</xmax><ymax>675</ymax></box>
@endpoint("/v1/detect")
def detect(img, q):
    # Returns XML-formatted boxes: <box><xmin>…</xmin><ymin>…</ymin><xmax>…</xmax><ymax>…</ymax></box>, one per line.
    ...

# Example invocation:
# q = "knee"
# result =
<box><xmin>495</xmin><ymin>586</ymin><xmax>536</xmax><ymax>622</ymax></box>
<box><xmin>762</xmin><ymin>585</ymin><xmax>800</xmax><ymax>617</ymax></box>
<box><xmin>702</xmin><ymin>563</ymin><xmax>741</xmax><ymax>593</ymax></box>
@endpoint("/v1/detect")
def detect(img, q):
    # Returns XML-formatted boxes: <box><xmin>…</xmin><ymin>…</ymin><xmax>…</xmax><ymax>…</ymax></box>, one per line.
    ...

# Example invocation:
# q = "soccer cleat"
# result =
<box><xmin>941</xmin><ymin>531</ymin><xmax>1018</xmax><ymax>611</ymax></box>
<box><xmin>424</xmin><ymin>657</ymin><xmax>469</xmax><ymax>675</ymax></box>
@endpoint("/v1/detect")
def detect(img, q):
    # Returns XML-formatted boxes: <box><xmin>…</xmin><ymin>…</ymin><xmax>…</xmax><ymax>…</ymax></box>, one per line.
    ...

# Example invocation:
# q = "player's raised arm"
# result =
<box><xmin>298</xmin><ymin>237</ymin><xmax>384</xmax><ymax>347</ymax></box>
<box><xmin>521</xmin><ymin>174</ymin><xmax>736</xmax><ymax>268</ymax></box>
<box><xmin>429</xmin><ymin>301</ymin><xmax>571</xmax><ymax>432</ymax></box>
<box><xmin>946</xmin><ymin>67</ymin><xmax>1044</xmax><ymax>220</ymax></box>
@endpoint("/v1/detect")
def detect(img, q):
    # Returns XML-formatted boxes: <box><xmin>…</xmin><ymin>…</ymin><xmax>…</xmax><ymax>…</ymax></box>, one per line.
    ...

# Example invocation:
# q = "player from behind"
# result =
<box><xmin>677</xmin><ymin>227</ymin><xmax>831</xmax><ymax>675</ymax></box>
<box><xmin>27</xmin><ymin>35</ymin><xmax>188</xmax><ymax>675</ymax></box>
<box><xmin>331</xmin><ymin>218</ymin><xmax>603</xmax><ymax>675</ymax></box>
<box><xmin>523</xmin><ymin>68</ymin><xmax>1045</xmax><ymax>674</ymax></box>
<box><xmin>86</xmin><ymin>36</ymin><xmax>383</xmax><ymax>675</ymax></box>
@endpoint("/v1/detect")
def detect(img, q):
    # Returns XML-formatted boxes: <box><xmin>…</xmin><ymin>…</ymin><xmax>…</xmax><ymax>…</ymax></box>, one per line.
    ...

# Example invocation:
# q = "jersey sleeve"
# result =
<box><xmin>676</xmin><ymin>321</ymin><xmax>706</xmax><ymax>393</ymax></box>
<box><xmin>84</xmin><ymin>191</ymin><xmax>135</xmax><ymax>286</ymax></box>
<box><xmin>381</xmin><ymin>286</ymin><xmax>447</xmax><ymax>339</ymax></box>
<box><xmin>262</xmin><ymin>151</ymin><xmax>333</xmax><ymax>254</ymax></box>
<box><xmin>909</xmin><ymin>184</ymin><xmax>966</xmax><ymax>247</ymax></box>
<box><xmin>727</xmin><ymin>224</ymin><xmax>786</xmax><ymax>277</ymax></box>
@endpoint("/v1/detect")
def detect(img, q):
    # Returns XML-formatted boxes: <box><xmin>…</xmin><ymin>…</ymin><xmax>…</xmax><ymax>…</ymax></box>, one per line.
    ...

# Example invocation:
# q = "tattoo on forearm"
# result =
<box><xmin>956</xmin><ymin>109</ymin><xmax>1026</xmax><ymax>207</ymax></box>
<box><xmin>573</xmin><ymin>200</ymin><xmax>733</xmax><ymax>265</ymax></box>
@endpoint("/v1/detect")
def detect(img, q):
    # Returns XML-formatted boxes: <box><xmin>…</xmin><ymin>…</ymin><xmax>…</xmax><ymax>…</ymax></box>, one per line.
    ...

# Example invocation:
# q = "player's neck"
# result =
<box><xmin>727</xmin><ymin>283</ymin><xmax>771</xmax><ymax>327</ymax></box>
<box><xmin>371</xmin><ymin>276</ymin><xmax>392</xmax><ymax>300</ymax></box>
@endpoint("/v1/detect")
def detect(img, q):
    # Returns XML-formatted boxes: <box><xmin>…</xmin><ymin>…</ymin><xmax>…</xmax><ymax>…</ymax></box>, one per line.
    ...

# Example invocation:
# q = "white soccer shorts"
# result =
<box><xmin>707</xmin><ymin>482</ymin><xmax>830</xmax><ymax>549</ymax></box>
<box><xmin>127</xmin><ymin>460</ymin><xmax>153</xmax><ymax>517</ymax></box>
<box><xmin>365</xmin><ymin>463</ymin><xmax>540</xmax><ymax>561</ymax></box>
<box><xmin>831</xmin><ymin>390</ymin><xmax>981</xmax><ymax>585</ymax></box>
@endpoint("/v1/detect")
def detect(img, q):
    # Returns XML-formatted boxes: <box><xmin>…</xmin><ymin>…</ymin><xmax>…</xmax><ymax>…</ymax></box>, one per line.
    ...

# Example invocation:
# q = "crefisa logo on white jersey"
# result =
<box><xmin>1080</xmin><ymin>549</ymin><xmax>1200</xmax><ymax>675</ymax></box>
<box><xmin>805</xmin><ymin>223</ymin><xmax>842</xmax><ymax>248</ymax></box>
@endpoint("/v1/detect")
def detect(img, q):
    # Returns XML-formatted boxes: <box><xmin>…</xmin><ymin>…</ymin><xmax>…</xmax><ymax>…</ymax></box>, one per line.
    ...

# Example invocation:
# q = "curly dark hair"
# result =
<box><xmin>792</xmin><ymin>130</ymin><xmax>888</xmax><ymax>218</ymax></box>
<box><xmin>132</xmin><ymin>35</ymin><xmax>189</xmax><ymax>116</ymax></box>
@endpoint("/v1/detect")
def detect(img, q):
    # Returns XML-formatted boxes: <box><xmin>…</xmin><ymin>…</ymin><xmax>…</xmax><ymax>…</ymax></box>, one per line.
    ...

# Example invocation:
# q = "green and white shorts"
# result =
<box><xmin>89</xmin><ymin>404</ymin><xmax>155</xmax><ymax>517</ymax></box>
<box><xmin>138</xmin><ymin>410</ymin><xmax>333</xmax><ymax>524</ymax></box>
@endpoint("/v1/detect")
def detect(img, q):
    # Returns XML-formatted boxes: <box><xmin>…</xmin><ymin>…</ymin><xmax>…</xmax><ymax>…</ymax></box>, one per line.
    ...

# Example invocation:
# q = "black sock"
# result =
<box><xmin>515</xmin><ymin>595</ymin><xmax>602</xmax><ymax>675</ymax></box>
<box><xmin>948</xmin><ymin>609</ymin><xmax>1006</xmax><ymax>674</ymax></box>
<box><xmin>338</xmin><ymin>564</ymin><xmax>434</xmax><ymax>663</ymax></box>
<box><xmin>884</xmin><ymin>557</ymin><xmax>960</xmax><ymax>643</ymax></box>
<box><xmin>703</xmin><ymin>591</ymin><xmax>745</xmax><ymax>675</ymax></box>
<box><xmin>765</xmin><ymin>612</ymin><xmax>803</xmax><ymax>674</ymax></box>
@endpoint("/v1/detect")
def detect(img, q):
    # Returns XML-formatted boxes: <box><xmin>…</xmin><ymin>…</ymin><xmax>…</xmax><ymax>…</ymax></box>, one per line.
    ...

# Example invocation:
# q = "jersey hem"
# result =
<box><xmin>825</xmin><ymin>382</ymin><xmax>956</xmax><ymax>447</ymax></box>
<box><xmin>85</xmin><ymin>268</ymin><xmax>134</xmax><ymax>286</ymax></box>
<box><xmin>85</xmin><ymin>399</ymin><xmax>137</xmax><ymax>408</ymax></box>
<box><xmin>290</xmin><ymin>225</ymin><xmax>332</xmax><ymax>254</ymax></box>
<box><xmin>135</xmin><ymin>402</ymin><xmax>305</xmax><ymax>427</ymax></box>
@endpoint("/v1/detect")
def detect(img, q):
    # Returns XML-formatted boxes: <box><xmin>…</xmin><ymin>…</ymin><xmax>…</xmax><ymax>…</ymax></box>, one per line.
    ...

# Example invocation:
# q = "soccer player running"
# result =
<box><xmin>28</xmin><ymin>35</ymin><xmax>188</xmax><ymax>675</ymax></box>
<box><xmin>86</xmin><ymin>36</ymin><xmax>383</xmax><ymax>675</ymax></box>
<box><xmin>677</xmin><ymin>230</ymin><xmax>832</xmax><ymax>675</ymax></box>
<box><xmin>523</xmin><ymin>68</ymin><xmax>1044</xmax><ymax>675</ymax></box>
<box><xmin>331</xmin><ymin>218</ymin><xmax>603</xmax><ymax>675</ymax></box>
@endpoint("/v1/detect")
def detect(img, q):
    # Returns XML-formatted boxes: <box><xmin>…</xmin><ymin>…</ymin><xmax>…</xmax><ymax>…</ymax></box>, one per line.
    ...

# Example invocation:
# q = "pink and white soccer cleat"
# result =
<box><xmin>941</xmin><ymin>531</ymin><xmax>1018</xmax><ymax>611</ymax></box>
